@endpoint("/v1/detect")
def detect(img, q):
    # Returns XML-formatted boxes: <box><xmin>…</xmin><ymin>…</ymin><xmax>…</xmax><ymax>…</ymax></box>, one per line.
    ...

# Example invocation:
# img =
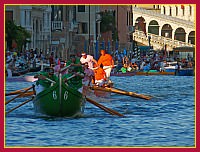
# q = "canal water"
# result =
<box><xmin>5</xmin><ymin>75</ymin><xmax>195</xmax><ymax>147</ymax></box>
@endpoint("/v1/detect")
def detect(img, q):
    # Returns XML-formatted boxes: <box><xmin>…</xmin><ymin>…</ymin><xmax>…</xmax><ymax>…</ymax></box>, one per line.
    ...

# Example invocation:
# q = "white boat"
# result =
<box><xmin>164</xmin><ymin>61</ymin><xmax>177</xmax><ymax>72</ymax></box>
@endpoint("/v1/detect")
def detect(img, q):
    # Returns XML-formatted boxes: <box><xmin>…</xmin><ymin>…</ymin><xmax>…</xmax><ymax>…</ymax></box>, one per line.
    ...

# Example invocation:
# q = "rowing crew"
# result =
<box><xmin>80</xmin><ymin>49</ymin><xmax>114</xmax><ymax>87</ymax></box>
<box><xmin>36</xmin><ymin>49</ymin><xmax>114</xmax><ymax>87</ymax></box>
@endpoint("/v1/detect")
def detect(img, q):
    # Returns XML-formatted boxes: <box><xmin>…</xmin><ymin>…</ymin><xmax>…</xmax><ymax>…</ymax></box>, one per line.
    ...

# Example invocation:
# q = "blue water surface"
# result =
<box><xmin>5</xmin><ymin>75</ymin><xmax>195</xmax><ymax>147</ymax></box>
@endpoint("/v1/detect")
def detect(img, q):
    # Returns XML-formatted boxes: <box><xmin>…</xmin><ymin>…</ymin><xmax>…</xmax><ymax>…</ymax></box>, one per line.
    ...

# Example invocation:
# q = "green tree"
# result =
<box><xmin>5</xmin><ymin>20</ymin><xmax>31</xmax><ymax>51</ymax></box>
<box><xmin>100</xmin><ymin>11</ymin><xmax>118</xmax><ymax>41</ymax></box>
<box><xmin>5</xmin><ymin>20</ymin><xmax>18</xmax><ymax>49</ymax></box>
<box><xmin>15</xmin><ymin>26</ymin><xmax>31</xmax><ymax>51</ymax></box>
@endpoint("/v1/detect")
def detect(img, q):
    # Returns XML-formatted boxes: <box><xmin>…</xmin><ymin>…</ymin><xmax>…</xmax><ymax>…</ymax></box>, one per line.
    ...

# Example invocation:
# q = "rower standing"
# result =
<box><xmin>97</xmin><ymin>49</ymin><xmax>114</xmax><ymax>83</ymax></box>
<box><xmin>80</xmin><ymin>52</ymin><xmax>98</xmax><ymax>69</ymax></box>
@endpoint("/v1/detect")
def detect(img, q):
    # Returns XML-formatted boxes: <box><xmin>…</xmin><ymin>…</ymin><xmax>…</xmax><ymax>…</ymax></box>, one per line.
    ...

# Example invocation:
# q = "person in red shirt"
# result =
<box><xmin>97</xmin><ymin>50</ymin><xmax>114</xmax><ymax>82</ymax></box>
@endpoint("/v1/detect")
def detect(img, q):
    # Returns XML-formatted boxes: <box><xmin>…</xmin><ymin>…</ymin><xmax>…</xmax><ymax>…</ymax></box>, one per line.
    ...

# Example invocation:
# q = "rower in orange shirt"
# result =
<box><xmin>97</xmin><ymin>49</ymin><xmax>114</xmax><ymax>82</ymax></box>
<box><xmin>94</xmin><ymin>63</ymin><xmax>106</xmax><ymax>86</ymax></box>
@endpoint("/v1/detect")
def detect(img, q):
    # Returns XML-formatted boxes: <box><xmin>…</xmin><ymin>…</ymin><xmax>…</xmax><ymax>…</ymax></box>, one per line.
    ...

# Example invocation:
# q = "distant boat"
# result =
<box><xmin>164</xmin><ymin>61</ymin><xmax>194</xmax><ymax>76</ymax></box>
<box><xmin>111</xmin><ymin>71</ymin><xmax>135</xmax><ymax>77</ymax></box>
<box><xmin>164</xmin><ymin>61</ymin><xmax>177</xmax><ymax>72</ymax></box>
<box><xmin>111</xmin><ymin>70</ymin><xmax>174</xmax><ymax>76</ymax></box>
<box><xmin>175</xmin><ymin>68</ymin><xmax>194</xmax><ymax>76</ymax></box>
<box><xmin>12</xmin><ymin>67</ymin><xmax>30</xmax><ymax>76</ymax></box>
<box><xmin>135</xmin><ymin>70</ymin><xmax>174</xmax><ymax>76</ymax></box>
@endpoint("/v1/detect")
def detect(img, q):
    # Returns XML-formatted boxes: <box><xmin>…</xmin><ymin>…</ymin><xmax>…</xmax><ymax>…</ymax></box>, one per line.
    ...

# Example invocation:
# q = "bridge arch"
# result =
<box><xmin>174</xmin><ymin>27</ymin><xmax>186</xmax><ymax>42</ymax></box>
<box><xmin>148</xmin><ymin>20</ymin><xmax>159</xmax><ymax>35</ymax></box>
<box><xmin>135</xmin><ymin>16</ymin><xmax>146</xmax><ymax>34</ymax></box>
<box><xmin>188</xmin><ymin>31</ymin><xmax>195</xmax><ymax>44</ymax></box>
<box><xmin>161</xmin><ymin>24</ymin><xmax>173</xmax><ymax>38</ymax></box>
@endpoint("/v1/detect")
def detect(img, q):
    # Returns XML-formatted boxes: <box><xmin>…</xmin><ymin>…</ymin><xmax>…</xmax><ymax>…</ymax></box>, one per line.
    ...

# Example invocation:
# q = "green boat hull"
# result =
<box><xmin>33</xmin><ymin>83</ymin><xmax>85</xmax><ymax>117</ymax></box>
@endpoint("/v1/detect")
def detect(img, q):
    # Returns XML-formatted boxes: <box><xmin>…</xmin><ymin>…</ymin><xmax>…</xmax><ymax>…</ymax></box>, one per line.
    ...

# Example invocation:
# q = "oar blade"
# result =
<box><xmin>5</xmin><ymin>85</ymin><xmax>35</xmax><ymax>105</ymax></box>
<box><xmin>86</xmin><ymin>97</ymin><xmax>124</xmax><ymax>117</ymax></box>
<box><xmin>6</xmin><ymin>96</ymin><xmax>34</xmax><ymax>115</ymax></box>
<box><xmin>111</xmin><ymin>87</ymin><xmax>152</xmax><ymax>100</ymax></box>
<box><xmin>91</xmin><ymin>86</ymin><xmax>152</xmax><ymax>100</ymax></box>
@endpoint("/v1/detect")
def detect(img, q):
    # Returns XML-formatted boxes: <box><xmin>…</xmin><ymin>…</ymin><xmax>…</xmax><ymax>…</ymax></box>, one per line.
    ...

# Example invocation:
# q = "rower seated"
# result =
<box><xmin>94</xmin><ymin>64</ymin><xmax>106</xmax><ymax>87</ymax></box>
<box><xmin>54</xmin><ymin>61</ymin><xmax>68</xmax><ymax>76</ymax></box>
<box><xmin>62</xmin><ymin>70</ymin><xmax>84</xmax><ymax>90</ymax></box>
<box><xmin>34</xmin><ymin>68</ymin><xmax>58</xmax><ymax>88</ymax></box>
<box><xmin>66</xmin><ymin>54</ymin><xmax>83</xmax><ymax>73</ymax></box>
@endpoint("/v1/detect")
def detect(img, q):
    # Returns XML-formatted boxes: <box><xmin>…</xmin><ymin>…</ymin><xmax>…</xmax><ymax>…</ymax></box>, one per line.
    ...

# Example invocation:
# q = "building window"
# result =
<box><xmin>40</xmin><ymin>20</ymin><xmax>42</xmax><ymax>32</ymax></box>
<box><xmin>78</xmin><ymin>5</ymin><xmax>85</xmax><ymax>12</ymax></box>
<box><xmin>189</xmin><ymin>5</ymin><xmax>192</xmax><ymax>16</ymax></box>
<box><xmin>154</xmin><ymin>5</ymin><xmax>160</xmax><ymax>9</ymax></box>
<box><xmin>58</xmin><ymin>10</ymin><xmax>61</xmax><ymax>20</ymax></box>
<box><xmin>176</xmin><ymin>6</ymin><xmax>178</xmax><ymax>16</ymax></box>
<box><xmin>25</xmin><ymin>10</ymin><xmax>31</xmax><ymax>26</ymax></box>
<box><xmin>5</xmin><ymin>10</ymin><xmax>13</xmax><ymax>21</ymax></box>
<box><xmin>82</xmin><ymin>22</ymin><xmax>87</xmax><ymax>33</ymax></box>
<box><xmin>127</xmin><ymin>11</ymin><xmax>129</xmax><ymax>26</ymax></box>
<box><xmin>73</xmin><ymin>6</ymin><xmax>76</xmax><ymax>21</ymax></box>
<box><xmin>79</xmin><ymin>22</ymin><xmax>88</xmax><ymax>34</ymax></box>
<box><xmin>129</xmin><ymin>10</ymin><xmax>133</xmax><ymax>25</ymax></box>
<box><xmin>163</xmin><ymin>6</ymin><xmax>166</xmax><ymax>14</ymax></box>
<box><xmin>169</xmin><ymin>7</ymin><xmax>172</xmax><ymax>16</ymax></box>
<box><xmin>47</xmin><ymin>13</ymin><xmax>50</xmax><ymax>27</ymax></box>
<box><xmin>52</xmin><ymin>6</ymin><xmax>63</xmax><ymax>21</ymax></box>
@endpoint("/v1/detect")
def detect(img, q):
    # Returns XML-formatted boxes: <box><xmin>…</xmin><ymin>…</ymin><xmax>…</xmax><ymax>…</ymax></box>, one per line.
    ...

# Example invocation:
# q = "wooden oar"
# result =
<box><xmin>18</xmin><ymin>91</ymin><xmax>35</xmax><ymax>97</ymax></box>
<box><xmin>90</xmin><ymin>86</ymin><xmax>152</xmax><ymax>100</ymax></box>
<box><xmin>112</xmin><ymin>87</ymin><xmax>152</xmax><ymax>100</ymax></box>
<box><xmin>65</xmin><ymin>74</ymin><xmax>76</xmax><ymax>80</ymax></box>
<box><xmin>5</xmin><ymin>85</ymin><xmax>35</xmax><ymax>105</ymax></box>
<box><xmin>6</xmin><ymin>96</ymin><xmax>34</xmax><ymax>115</ymax></box>
<box><xmin>5</xmin><ymin>91</ymin><xmax>35</xmax><ymax>97</ymax></box>
<box><xmin>34</xmin><ymin>74</ymin><xmax>56</xmax><ymax>84</ymax></box>
<box><xmin>60</xmin><ymin>64</ymin><xmax>71</xmax><ymax>73</ymax></box>
<box><xmin>85</xmin><ymin>97</ymin><xmax>124</xmax><ymax>117</ymax></box>
<box><xmin>45</xmin><ymin>77</ymin><xmax>56</xmax><ymax>84</ymax></box>
<box><xmin>5</xmin><ymin>87</ymin><xmax>31</xmax><ymax>95</ymax></box>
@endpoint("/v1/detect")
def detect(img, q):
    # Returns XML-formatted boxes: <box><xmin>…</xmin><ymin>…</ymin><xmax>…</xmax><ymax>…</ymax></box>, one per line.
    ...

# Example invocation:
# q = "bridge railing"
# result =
<box><xmin>133</xmin><ymin>30</ymin><xmax>195</xmax><ymax>50</ymax></box>
<box><xmin>132</xmin><ymin>7</ymin><xmax>194</xmax><ymax>28</ymax></box>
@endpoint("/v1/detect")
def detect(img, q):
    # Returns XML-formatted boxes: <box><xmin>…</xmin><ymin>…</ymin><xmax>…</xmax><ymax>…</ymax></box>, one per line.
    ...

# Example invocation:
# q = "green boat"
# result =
<box><xmin>33</xmin><ymin>69</ymin><xmax>85</xmax><ymax>117</ymax></box>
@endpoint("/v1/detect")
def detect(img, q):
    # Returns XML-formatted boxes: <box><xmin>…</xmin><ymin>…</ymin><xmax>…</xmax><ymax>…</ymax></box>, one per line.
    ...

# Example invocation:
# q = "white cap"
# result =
<box><xmin>81</xmin><ymin>52</ymin><xmax>86</xmax><ymax>56</ymax></box>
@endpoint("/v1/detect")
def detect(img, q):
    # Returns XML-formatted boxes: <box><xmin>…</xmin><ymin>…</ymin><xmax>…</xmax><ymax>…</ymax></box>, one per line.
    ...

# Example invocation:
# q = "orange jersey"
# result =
<box><xmin>94</xmin><ymin>68</ymin><xmax>106</xmax><ymax>80</ymax></box>
<box><xmin>98</xmin><ymin>54</ymin><xmax>113</xmax><ymax>66</ymax></box>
